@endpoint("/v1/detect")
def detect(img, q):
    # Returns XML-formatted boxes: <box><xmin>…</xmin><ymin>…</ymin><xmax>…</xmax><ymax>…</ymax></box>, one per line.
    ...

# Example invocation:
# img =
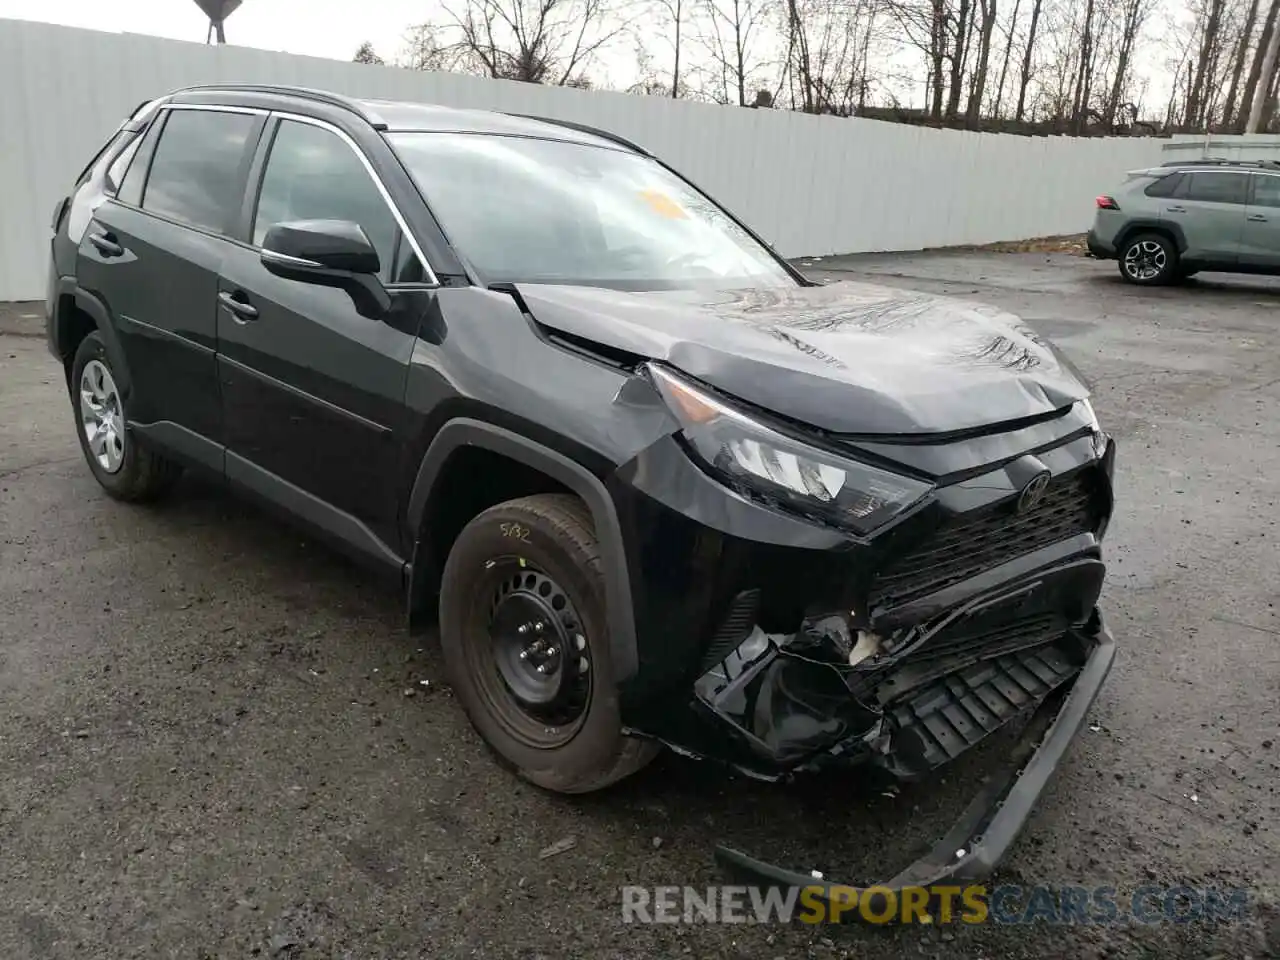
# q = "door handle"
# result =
<box><xmin>1165</xmin><ymin>205</ymin><xmax>1186</xmax><ymax>214</ymax></box>
<box><xmin>1248</xmin><ymin>213</ymin><xmax>1268</xmax><ymax>222</ymax></box>
<box><xmin>88</xmin><ymin>231</ymin><xmax>123</xmax><ymax>257</ymax></box>
<box><xmin>218</xmin><ymin>291</ymin><xmax>259</xmax><ymax>323</ymax></box>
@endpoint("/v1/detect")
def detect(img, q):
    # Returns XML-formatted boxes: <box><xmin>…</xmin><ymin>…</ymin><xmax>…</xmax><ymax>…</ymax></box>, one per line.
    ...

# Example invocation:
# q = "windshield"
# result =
<box><xmin>389</xmin><ymin>132</ymin><xmax>796</xmax><ymax>290</ymax></box>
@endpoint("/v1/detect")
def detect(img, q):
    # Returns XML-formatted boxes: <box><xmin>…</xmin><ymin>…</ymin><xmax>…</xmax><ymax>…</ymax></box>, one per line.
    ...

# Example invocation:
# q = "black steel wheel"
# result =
<box><xmin>479</xmin><ymin>563</ymin><xmax>593</xmax><ymax>747</ymax></box>
<box><xmin>439</xmin><ymin>494</ymin><xmax>659</xmax><ymax>793</ymax></box>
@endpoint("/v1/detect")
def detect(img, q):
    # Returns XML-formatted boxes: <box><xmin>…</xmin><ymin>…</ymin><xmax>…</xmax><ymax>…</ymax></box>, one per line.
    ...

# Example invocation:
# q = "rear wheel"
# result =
<box><xmin>1118</xmin><ymin>233</ymin><xmax>1177</xmax><ymax>285</ymax></box>
<box><xmin>70</xmin><ymin>332</ymin><xmax>182</xmax><ymax>502</ymax></box>
<box><xmin>439</xmin><ymin>493</ymin><xmax>658</xmax><ymax>793</ymax></box>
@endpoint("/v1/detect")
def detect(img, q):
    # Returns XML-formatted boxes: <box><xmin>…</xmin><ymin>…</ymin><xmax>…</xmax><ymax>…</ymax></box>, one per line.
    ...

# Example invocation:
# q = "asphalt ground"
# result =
<box><xmin>1</xmin><ymin>252</ymin><xmax>1278</xmax><ymax>958</ymax></box>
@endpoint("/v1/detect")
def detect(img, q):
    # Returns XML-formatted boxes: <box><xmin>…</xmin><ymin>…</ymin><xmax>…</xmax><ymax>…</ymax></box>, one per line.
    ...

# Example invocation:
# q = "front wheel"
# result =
<box><xmin>1118</xmin><ymin>233</ymin><xmax>1177</xmax><ymax>285</ymax></box>
<box><xmin>439</xmin><ymin>493</ymin><xmax>659</xmax><ymax>793</ymax></box>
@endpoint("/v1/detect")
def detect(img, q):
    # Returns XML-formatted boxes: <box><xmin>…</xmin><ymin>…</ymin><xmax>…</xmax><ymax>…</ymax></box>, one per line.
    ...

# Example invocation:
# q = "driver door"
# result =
<box><xmin>216</xmin><ymin>115</ymin><xmax>430</xmax><ymax>554</ymax></box>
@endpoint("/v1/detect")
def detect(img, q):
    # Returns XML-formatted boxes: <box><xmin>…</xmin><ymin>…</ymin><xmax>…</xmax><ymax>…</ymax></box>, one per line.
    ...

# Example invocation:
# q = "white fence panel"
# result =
<box><xmin>0</xmin><ymin>18</ymin><xmax>1166</xmax><ymax>301</ymax></box>
<box><xmin>1162</xmin><ymin>134</ymin><xmax>1280</xmax><ymax>162</ymax></box>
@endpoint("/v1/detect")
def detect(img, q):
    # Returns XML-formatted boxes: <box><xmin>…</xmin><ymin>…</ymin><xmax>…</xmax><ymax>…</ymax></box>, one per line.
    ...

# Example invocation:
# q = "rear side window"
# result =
<box><xmin>104</xmin><ymin>136</ymin><xmax>142</xmax><ymax>196</ymax></box>
<box><xmin>1183</xmin><ymin>172</ymin><xmax>1247</xmax><ymax>204</ymax></box>
<box><xmin>117</xmin><ymin>113</ymin><xmax>166</xmax><ymax>207</ymax></box>
<box><xmin>141</xmin><ymin>109</ymin><xmax>257</xmax><ymax>233</ymax></box>
<box><xmin>1144</xmin><ymin>173</ymin><xmax>1183</xmax><ymax>198</ymax></box>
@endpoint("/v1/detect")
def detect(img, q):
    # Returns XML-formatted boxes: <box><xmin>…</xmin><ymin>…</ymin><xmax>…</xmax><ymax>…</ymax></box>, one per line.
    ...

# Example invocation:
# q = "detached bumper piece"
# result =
<box><xmin>713</xmin><ymin>613</ymin><xmax>1115</xmax><ymax>921</ymax></box>
<box><xmin>877</xmin><ymin>639</ymin><xmax>1083</xmax><ymax>779</ymax></box>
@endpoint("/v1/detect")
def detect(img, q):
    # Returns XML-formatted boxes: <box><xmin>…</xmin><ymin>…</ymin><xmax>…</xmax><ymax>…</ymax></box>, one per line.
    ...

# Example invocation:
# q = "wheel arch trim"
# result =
<box><xmin>52</xmin><ymin>279</ymin><xmax>134</xmax><ymax>397</ymax></box>
<box><xmin>407</xmin><ymin>418</ymin><xmax>639</xmax><ymax>682</ymax></box>
<box><xmin>1116</xmin><ymin>219</ymin><xmax>1186</xmax><ymax>254</ymax></box>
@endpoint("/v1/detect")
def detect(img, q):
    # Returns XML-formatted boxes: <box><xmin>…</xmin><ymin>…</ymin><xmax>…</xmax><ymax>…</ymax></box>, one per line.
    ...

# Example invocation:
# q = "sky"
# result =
<box><xmin>4</xmin><ymin>0</ymin><xmax>1179</xmax><ymax>117</ymax></box>
<box><xmin>2</xmin><ymin>0</ymin><xmax>427</xmax><ymax>63</ymax></box>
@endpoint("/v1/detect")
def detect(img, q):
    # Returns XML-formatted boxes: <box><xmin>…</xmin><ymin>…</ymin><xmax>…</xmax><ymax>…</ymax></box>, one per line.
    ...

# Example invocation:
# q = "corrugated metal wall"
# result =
<box><xmin>0</xmin><ymin>18</ymin><xmax>1167</xmax><ymax>301</ymax></box>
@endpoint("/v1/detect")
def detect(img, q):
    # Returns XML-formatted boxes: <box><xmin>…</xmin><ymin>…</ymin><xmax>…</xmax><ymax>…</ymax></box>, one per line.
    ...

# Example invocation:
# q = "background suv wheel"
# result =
<box><xmin>439</xmin><ymin>493</ymin><xmax>659</xmax><ymax>793</ymax></box>
<box><xmin>1119</xmin><ymin>233</ymin><xmax>1177</xmax><ymax>285</ymax></box>
<box><xmin>70</xmin><ymin>332</ymin><xmax>182</xmax><ymax>502</ymax></box>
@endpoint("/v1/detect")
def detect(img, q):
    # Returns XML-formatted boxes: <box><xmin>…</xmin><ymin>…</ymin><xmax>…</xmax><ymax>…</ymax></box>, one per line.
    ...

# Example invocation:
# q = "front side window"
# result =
<box><xmin>142</xmin><ymin>109</ymin><xmax>257</xmax><ymax>233</ymax></box>
<box><xmin>253</xmin><ymin>119</ymin><xmax>408</xmax><ymax>283</ymax></box>
<box><xmin>1183</xmin><ymin>172</ymin><xmax>1247</xmax><ymax>205</ymax></box>
<box><xmin>1252</xmin><ymin>174</ymin><xmax>1280</xmax><ymax>208</ymax></box>
<box><xmin>389</xmin><ymin>132</ymin><xmax>795</xmax><ymax>289</ymax></box>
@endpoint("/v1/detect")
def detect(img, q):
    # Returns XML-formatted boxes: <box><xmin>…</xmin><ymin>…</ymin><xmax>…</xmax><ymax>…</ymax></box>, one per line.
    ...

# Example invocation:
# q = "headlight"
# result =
<box><xmin>648</xmin><ymin>364</ymin><xmax>933</xmax><ymax>535</ymax></box>
<box><xmin>1078</xmin><ymin>398</ymin><xmax>1109</xmax><ymax>458</ymax></box>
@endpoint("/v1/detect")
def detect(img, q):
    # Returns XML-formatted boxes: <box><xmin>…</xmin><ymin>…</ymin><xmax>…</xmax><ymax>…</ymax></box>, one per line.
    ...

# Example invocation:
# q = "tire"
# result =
<box><xmin>1118</xmin><ymin>233</ymin><xmax>1177</xmax><ymax>285</ymax></box>
<box><xmin>439</xmin><ymin>493</ymin><xmax>659</xmax><ymax>793</ymax></box>
<box><xmin>70</xmin><ymin>332</ymin><xmax>182</xmax><ymax>502</ymax></box>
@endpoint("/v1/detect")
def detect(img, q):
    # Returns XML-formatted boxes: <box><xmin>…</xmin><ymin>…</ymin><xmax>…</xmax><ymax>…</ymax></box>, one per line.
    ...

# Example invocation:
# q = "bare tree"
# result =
<box><xmin>1013</xmin><ymin>0</ymin><xmax>1043</xmax><ymax>120</ymax></box>
<box><xmin>990</xmin><ymin>0</ymin><xmax>1020</xmax><ymax>116</ymax></box>
<box><xmin>411</xmin><ymin>0</ymin><xmax>628</xmax><ymax>85</ymax></box>
<box><xmin>781</xmin><ymin>0</ymin><xmax>879</xmax><ymax>114</ymax></box>
<box><xmin>353</xmin><ymin>41</ymin><xmax>386</xmax><ymax>65</ymax></box>
<box><xmin>1223</xmin><ymin>0</ymin><xmax>1261</xmax><ymax>126</ymax></box>
<box><xmin>695</xmin><ymin>0</ymin><xmax>774</xmax><ymax>105</ymax></box>
<box><xmin>1184</xmin><ymin>0</ymin><xmax>1227</xmax><ymax>127</ymax></box>
<box><xmin>1102</xmin><ymin>0</ymin><xmax>1154</xmax><ymax>126</ymax></box>
<box><xmin>1238</xmin><ymin>0</ymin><xmax>1280</xmax><ymax>128</ymax></box>
<box><xmin>1247</xmin><ymin>0</ymin><xmax>1280</xmax><ymax>128</ymax></box>
<box><xmin>964</xmin><ymin>0</ymin><xmax>998</xmax><ymax>124</ymax></box>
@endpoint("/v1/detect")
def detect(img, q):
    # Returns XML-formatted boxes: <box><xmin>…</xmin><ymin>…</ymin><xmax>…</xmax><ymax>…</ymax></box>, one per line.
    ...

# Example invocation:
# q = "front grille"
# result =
<box><xmin>868</xmin><ymin>467</ymin><xmax>1104</xmax><ymax>609</ymax></box>
<box><xmin>855</xmin><ymin>611</ymin><xmax>1067</xmax><ymax>706</ymax></box>
<box><xmin>911</xmin><ymin>611</ymin><xmax>1064</xmax><ymax>664</ymax></box>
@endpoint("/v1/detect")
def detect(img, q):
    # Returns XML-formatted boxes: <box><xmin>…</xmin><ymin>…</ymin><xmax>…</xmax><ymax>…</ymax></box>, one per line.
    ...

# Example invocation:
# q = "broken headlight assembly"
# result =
<box><xmin>648</xmin><ymin>363</ymin><xmax>933</xmax><ymax>536</ymax></box>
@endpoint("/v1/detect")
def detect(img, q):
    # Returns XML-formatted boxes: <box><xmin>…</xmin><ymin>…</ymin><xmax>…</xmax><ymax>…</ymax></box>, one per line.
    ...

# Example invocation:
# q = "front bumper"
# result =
<box><xmin>714</xmin><ymin>609</ymin><xmax>1115</xmax><ymax>914</ymax></box>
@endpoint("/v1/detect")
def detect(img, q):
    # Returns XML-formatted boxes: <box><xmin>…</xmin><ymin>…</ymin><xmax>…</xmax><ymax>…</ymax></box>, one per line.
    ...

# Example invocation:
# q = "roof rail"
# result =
<box><xmin>167</xmin><ymin>83</ymin><xmax>388</xmax><ymax>129</ymax></box>
<box><xmin>505</xmin><ymin>113</ymin><xmax>651</xmax><ymax>155</ymax></box>
<box><xmin>1160</xmin><ymin>157</ymin><xmax>1280</xmax><ymax>169</ymax></box>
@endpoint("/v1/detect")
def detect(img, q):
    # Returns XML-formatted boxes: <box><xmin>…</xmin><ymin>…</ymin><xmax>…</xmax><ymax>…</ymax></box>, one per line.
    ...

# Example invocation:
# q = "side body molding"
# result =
<box><xmin>406</xmin><ymin>418</ymin><xmax>639</xmax><ymax>682</ymax></box>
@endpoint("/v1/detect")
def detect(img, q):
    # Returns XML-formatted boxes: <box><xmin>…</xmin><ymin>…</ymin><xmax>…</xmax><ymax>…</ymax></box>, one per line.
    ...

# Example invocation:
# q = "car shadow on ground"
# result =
<box><xmin>1085</xmin><ymin>268</ymin><xmax>1280</xmax><ymax>298</ymax></box>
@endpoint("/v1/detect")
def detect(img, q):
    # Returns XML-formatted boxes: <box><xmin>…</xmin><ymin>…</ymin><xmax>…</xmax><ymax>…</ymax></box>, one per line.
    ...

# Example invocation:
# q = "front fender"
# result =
<box><xmin>405</xmin><ymin>418</ymin><xmax>639</xmax><ymax>683</ymax></box>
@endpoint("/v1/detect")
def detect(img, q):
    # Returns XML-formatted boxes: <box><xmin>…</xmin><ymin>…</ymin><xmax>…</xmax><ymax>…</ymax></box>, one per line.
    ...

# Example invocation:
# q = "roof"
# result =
<box><xmin>167</xmin><ymin>83</ymin><xmax>643</xmax><ymax>153</ymax></box>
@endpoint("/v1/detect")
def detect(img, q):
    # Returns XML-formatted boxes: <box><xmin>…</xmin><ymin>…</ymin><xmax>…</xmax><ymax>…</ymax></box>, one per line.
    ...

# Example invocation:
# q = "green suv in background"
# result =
<box><xmin>1087</xmin><ymin>159</ymin><xmax>1280</xmax><ymax>285</ymax></box>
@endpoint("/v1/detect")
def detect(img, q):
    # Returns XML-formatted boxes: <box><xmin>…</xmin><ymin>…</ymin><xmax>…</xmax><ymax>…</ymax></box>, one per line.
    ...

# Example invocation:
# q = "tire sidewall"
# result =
<box><xmin>439</xmin><ymin>503</ymin><xmax>626</xmax><ymax>792</ymax></box>
<box><xmin>70</xmin><ymin>333</ymin><xmax>141</xmax><ymax>494</ymax></box>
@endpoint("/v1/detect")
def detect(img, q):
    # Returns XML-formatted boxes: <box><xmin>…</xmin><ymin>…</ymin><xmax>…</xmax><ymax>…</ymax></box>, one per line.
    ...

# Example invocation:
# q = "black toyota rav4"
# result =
<box><xmin>47</xmin><ymin>84</ymin><xmax>1116</xmax><ymax>896</ymax></box>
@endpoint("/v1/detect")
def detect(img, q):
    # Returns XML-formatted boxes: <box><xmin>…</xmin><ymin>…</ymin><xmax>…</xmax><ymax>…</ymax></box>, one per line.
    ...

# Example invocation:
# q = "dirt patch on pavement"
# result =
<box><xmin>933</xmin><ymin>234</ymin><xmax>1090</xmax><ymax>255</ymax></box>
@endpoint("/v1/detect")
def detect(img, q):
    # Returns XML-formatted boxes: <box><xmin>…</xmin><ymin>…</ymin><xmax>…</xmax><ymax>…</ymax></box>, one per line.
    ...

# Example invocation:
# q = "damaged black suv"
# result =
<box><xmin>47</xmin><ymin>84</ymin><xmax>1116</xmax><ymax>893</ymax></box>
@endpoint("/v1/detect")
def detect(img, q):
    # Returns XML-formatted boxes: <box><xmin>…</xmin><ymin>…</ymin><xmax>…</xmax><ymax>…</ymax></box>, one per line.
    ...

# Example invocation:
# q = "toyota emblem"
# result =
<box><xmin>1016</xmin><ymin>471</ymin><xmax>1052</xmax><ymax>513</ymax></box>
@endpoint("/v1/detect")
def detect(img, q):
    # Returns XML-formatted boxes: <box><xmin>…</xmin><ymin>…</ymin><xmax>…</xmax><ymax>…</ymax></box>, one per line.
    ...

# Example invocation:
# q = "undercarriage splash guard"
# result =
<box><xmin>712</xmin><ymin>612</ymin><xmax>1115</xmax><ymax>921</ymax></box>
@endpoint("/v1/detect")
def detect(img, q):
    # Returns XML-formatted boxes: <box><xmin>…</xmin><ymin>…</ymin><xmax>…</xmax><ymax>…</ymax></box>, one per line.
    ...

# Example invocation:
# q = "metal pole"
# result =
<box><xmin>215</xmin><ymin>20</ymin><xmax>226</xmax><ymax>43</ymax></box>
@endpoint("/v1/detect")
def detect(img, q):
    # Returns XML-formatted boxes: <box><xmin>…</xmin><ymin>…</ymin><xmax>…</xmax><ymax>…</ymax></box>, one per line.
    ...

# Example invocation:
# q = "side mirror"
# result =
<box><xmin>260</xmin><ymin>219</ymin><xmax>390</xmax><ymax>318</ymax></box>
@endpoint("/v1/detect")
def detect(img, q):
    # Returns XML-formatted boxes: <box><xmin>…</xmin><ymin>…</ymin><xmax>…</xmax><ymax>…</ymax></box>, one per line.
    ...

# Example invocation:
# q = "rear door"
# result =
<box><xmin>1240</xmin><ymin>172</ymin><xmax>1280</xmax><ymax>268</ymax></box>
<box><xmin>215</xmin><ymin>114</ymin><xmax>434</xmax><ymax>554</ymax></box>
<box><xmin>75</xmin><ymin>105</ymin><xmax>265</xmax><ymax>451</ymax></box>
<box><xmin>1162</xmin><ymin>171</ymin><xmax>1247</xmax><ymax>266</ymax></box>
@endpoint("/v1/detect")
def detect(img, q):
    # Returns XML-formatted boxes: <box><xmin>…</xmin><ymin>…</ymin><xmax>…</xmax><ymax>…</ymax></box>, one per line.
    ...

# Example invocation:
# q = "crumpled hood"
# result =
<box><xmin>515</xmin><ymin>280</ymin><xmax>1090</xmax><ymax>435</ymax></box>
